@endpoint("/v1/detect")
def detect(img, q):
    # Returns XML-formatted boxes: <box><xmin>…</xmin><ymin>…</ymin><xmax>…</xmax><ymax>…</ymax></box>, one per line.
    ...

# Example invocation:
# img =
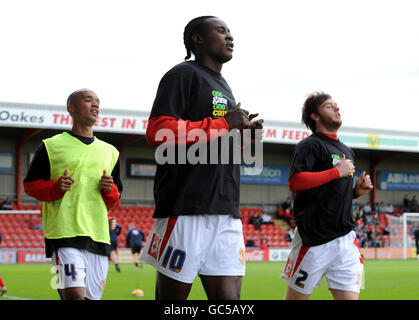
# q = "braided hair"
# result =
<box><xmin>183</xmin><ymin>16</ymin><xmax>217</xmax><ymax>60</ymax></box>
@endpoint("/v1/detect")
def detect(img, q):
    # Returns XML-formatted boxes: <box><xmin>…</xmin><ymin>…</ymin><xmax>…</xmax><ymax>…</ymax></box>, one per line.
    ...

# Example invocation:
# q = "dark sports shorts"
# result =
<box><xmin>110</xmin><ymin>241</ymin><xmax>118</xmax><ymax>251</ymax></box>
<box><xmin>131</xmin><ymin>245</ymin><xmax>142</xmax><ymax>254</ymax></box>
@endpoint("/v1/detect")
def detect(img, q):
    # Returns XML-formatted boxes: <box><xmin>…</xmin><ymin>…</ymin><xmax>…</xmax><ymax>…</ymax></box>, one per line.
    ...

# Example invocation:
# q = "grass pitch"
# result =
<box><xmin>0</xmin><ymin>259</ymin><xmax>418</xmax><ymax>300</ymax></box>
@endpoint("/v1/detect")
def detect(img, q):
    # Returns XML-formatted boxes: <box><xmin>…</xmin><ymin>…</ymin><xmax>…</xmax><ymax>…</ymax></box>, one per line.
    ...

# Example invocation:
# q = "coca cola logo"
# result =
<box><xmin>246</xmin><ymin>250</ymin><xmax>265</xmax><ymax>261</ymax></box>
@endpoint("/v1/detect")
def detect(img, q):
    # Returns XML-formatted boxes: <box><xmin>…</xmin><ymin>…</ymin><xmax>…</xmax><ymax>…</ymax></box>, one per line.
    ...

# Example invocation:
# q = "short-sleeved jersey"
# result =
<box><xmin>289</xmin><ymin>133</ymin><xmax>356</xmax><ymax>246</ymax></box>
<box><xmin>149</xmin><ymin>61</ymin><xmax>241</xmax><ymax>219</ymax></box>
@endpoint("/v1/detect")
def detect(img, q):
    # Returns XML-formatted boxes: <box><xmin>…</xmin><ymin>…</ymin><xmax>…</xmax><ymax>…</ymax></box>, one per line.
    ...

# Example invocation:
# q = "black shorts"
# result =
<box><xmin>110</xmin><ymin>241</ymin><xmax>118</xmax><ymax>251</ymax></box>
<box><xmin>131</xmin><ymin>245</ymin><xmax>142</xmax><ymax>254</ymax></box>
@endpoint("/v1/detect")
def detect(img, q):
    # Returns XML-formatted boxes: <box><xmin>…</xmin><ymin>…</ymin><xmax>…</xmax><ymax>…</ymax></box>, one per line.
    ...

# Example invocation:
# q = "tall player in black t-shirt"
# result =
<box><xmin>141</xmin><ymin>16</ymin><xmax>263</xmax><ymax>300</ymax></box>
<box><xmin>280</xmin><ymin>92</ymin><xmax>373</xmax><ymax>300</ymax></box>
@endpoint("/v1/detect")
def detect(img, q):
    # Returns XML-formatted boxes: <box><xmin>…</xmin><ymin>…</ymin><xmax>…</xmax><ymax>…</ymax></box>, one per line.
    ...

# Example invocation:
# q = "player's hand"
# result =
<box><xmin>241</xmin><ymin>113</ymin><xmax>264</xmax><ymax>145</ymax></box>
<box><xmin>246</xmin><ymin>113</ymin><xmax>264</xmax><ymax>130</ymax></box>
<box><xmin>335</xmin><ymin>154</ymin><xmax>355</xmax><ymax>178</ymax></box>
<box><xmin>100</xmin><ymin>170</ymin><xmax>114</xmax><ymax>191</ymax></box>
<box><xmin>354</xmin><ymin>171</ymin><xmax>373</xmax><ymax>197</ymax></box>
<box><xmin>57</xmin><ymin>168</ymin><xmax>74</xmax><ymax>194</ymax></box>
<box><xmin>224</xmin><ymin>102</ymin><xmax>250</xmax><ymax>130</ymax></box>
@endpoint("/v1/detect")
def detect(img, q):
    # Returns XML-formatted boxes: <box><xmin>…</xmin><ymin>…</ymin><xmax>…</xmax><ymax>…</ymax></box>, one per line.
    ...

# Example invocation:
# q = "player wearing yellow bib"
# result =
<box><xmin>24</xmin><ymin>89</ymin><xmax>122</xmax><ymax>300</ymax></box>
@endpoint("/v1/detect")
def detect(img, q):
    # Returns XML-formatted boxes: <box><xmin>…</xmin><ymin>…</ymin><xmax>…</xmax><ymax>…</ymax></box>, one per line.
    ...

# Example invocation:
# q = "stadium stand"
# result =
<box><xmin>0</xmin><ymin>204</ymin><xmax>415</xmax><ymax>250</ymax></box>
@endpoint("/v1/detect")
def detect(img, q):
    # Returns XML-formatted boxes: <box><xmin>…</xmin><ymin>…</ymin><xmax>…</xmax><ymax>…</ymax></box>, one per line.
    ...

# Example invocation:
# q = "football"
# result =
<box><xmin>131</xmin><ymin>288</ymin><xmax>144</xmax><ymax>297</ymax></box>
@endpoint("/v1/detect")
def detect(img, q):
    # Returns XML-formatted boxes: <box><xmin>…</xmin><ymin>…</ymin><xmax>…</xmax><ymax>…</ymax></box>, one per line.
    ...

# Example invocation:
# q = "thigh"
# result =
<box><xmin>280</xmin><ymin>229</ymin><xmax>333</xmax><ymax>295</ymax></box>
<box><xmin>330</xmin><ymin>288</ymin><xmax>359</xmax><ymax>300</ymax></box>
<box><xmin>325</xmin><ymin>231</ymin><xmax>364</xmax><ymax>294</ymax></box>
<box><xmin>53</xmin><ymin>247</ymin><xmax>87</xmax><ymax>292</ymax></box>
<box><xmin>200</xmin><ymin>275</ymin><xmax>242</xmax><ymax>300</ymax></box>
<box><xmin>199</xmin><ymin>216</ymin><xmax>246</xmax><ymax>278</ymax></box>
<box><xmin>84</xmin><ymin>251</ymin><xmax>108</xmax><ymax>300</ymax></box>
<box><xmin>141</xmin><ymin>216</ymin><xmax>204</xmax><ymax>284</ymax></box>
<box><xmin>61</xmin><ymin>287</ymin><xmax>85</xmax><ymax>300</ymax></box>
<box><xmin>284</xmin><ymin>285</ymin><xmax>311</xmax><ymax>300</ymax></box>
<box><xmin>155</xmin><ymin>271</ymin><xmax>192</xmax><ymax>300</ymax></box>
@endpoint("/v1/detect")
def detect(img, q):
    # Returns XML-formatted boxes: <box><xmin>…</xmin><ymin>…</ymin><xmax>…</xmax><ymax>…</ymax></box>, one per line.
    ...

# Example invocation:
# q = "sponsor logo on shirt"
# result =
<box><xmin>331</xmin><ymin>153</ymin><xmax>341</xmax><ymax>167</ymax></box>
<box><xmin>331</xmin><ymin>153</ymin><xmax>354</xmax><ymax>177</ymax></box>
<box><xmin>211</xmin><ymin>90</ymin><xmax>228</xmax><ymax>118</ymax></box>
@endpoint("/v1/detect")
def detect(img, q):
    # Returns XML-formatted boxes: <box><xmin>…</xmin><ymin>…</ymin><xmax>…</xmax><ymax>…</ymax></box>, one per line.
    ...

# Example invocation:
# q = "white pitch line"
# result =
<box><xmin>1</xmin><ymin>295</ymin><xmax>32</xmax><ymax>300</ymax></box>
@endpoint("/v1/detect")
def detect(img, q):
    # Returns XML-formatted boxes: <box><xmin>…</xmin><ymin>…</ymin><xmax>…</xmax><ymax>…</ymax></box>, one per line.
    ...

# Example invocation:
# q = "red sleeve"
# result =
<box><xmin>101</xmin><ymin>183</ymin><xmax>120</xmax><ymax>210</ymax></box>
<box><xmin>146</xmin><ymin>115</ymin><xmax>230</xmax><ymax>147</ymax></box>
<box><xmin>288</xmin><ymin>168</ymin><xmax>340</xmax><ymax>192</ymax></box>
<box><xmin>23</xmin><ymin>180</ymin><xmax>63</xmax><ymax>202</ymax></box>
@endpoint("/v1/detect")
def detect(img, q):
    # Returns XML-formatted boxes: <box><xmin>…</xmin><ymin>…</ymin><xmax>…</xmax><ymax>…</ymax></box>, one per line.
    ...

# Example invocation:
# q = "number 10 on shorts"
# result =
<box><xmin>161</xmin><ymin>246</ymin><xmax>186</xmax><ymax>273</ymax></box>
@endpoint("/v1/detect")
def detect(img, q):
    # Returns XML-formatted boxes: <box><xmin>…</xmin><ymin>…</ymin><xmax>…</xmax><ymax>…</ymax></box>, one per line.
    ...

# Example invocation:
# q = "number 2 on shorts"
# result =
<box><xmin>295</xmin><ymin>269</ymin><xmax>308</xmax><ymax>288</ymax></box>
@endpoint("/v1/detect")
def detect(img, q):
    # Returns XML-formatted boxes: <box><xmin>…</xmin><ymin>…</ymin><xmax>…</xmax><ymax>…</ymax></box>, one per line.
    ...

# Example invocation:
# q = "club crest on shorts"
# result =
<box><xmin>239</xmin><ymin>248</ymin><xmax>246</xmax><ymax>264</ymax></box>
<box><xmin>284</xmin><ymin>258</ymin><xmax>295</xmax><ymax>278</ymax></box>
<box><xmin>100</xmin><ymin>280</ymin><xmax>106</xmax><ymax>291</ymax></box>
<box><xmin>148</xmin><ymin>233</ymin><xmax>161</xmax><ymax>260</ymax></box>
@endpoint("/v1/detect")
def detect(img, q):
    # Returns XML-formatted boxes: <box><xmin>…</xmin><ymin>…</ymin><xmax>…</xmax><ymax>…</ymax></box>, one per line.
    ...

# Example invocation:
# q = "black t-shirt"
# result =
<box><xmin>24</xmin><ymin>131</ymin><xmax>123</xmax><ymax>257</ymax></box>
<box><xmin>149</xmin><ymin>61</ymin><xmax>241</xmax><ymax>219</ymax></box>
<box><xmin>289</xmin><ymin>133</ymin><xmax>356</xmax><ymax>246</ymax></box>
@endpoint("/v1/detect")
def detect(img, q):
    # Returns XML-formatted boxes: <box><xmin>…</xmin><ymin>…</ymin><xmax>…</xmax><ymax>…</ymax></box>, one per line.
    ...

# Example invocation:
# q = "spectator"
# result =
<box><xmin>371</xmin><ymin>202</ymin><xmax>377</xmax><ymax>214</ymax></box>
<box><xmin>260</xmin><ymin>234</ymin><xmax>269</xmax><ymax>250</ymax></box>
<box><xmin>261</xmin><ymin>211</ymin><xmax>274</xmax><ymax>225</ymax></box>
<box><xmin>410</xmin><ymin>195</ymin><xmax>417</xmax><ymax>212</ymax></box>
<box><xmin>366</xmin><ymin>213</ymin><xmax>373</xmax><ymax>225</ymax></box>
<box><xmin>403</xmin><ymin>194</ymin><xmax>410</xmax><ymax>213</ymax></box>
<box><xmin>385</xmin><ymin>203</ymin><xmax>394</xmax><ymax>215</ymax></box>
<box><xmin>378</xmin><ymin>202</ymin><xmax>386</xmax><ymax>214</ymax></box>
<box><xmin>382</xmin><ymin>225</ymin><xmax>390</xmax><ymax>236</ymax></box>
<box><xmin>352</xmin><ymin>203</ymin><xmax>360</xmax><ymax>221</ymax></box>
<box><xmin>359</xmin><ymin>232</ymin><xmax>369</xmax><ymax>248</ymax></box>
<box><xmin>0</xmin><ymin>198</ymin><xmax>13</xmax><ymax>210</ymax></box>
<box><xmin>368</xmin><ymin>233</ymin><xmax>381</xmax><ymax>248</ymax></box>
<box><xmin>249</xmin><ymin>212</ymin><xmax>263</xmax><ymax>230</ymax></box>
<box><xmin>245</xmin><ymin>236</ymin><xmax>255</xmax><ymax>247</ymax></box>
<box><xmin>363</xmin><ymin>202</ymin><xmax>372</xmax><ymax>215</ymax></box>
<box><xmin>29</xmin><ymin>214</ymin><xmax>43</xmax><ymax>230</ymax></box>
<box><xmin>285</xmin><ymin>228</ymin><xmax>294</xmax><ymax>242</ymax></box>
<box><xmin>278</xmin><ymin>199</ymin><xmax>293</xmax><ymax>226</ymax></box>
<box><xmin>281</xmin><ymin>197</ymin><xmax>292</xmax><ymax>212</ymax></box>
<box><xmin>354</xmin><ymin>225</ymin><xmax>362</xmax><ymax>240</ymax></box>
<box><xmin>125</xmin><ymin>223</ymin><xmax>146</xmax><ymax>270</ymax></box>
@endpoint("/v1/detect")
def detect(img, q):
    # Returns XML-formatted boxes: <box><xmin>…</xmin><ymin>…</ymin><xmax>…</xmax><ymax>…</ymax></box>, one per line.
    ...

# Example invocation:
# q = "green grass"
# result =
<box><xmin>0</xmin><ymin>259</ymin><xmax>418</xmax><ymax>300</ymax></box>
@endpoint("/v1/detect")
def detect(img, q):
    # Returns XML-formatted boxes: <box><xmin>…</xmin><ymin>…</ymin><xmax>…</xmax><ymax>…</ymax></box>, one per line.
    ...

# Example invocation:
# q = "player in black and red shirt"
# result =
<box><xmin>281</xmin><ymin>92</ymin><xmax>373</xmax><ymax>300</ymax></box>
<box><xmin>141</xmin><ymin>16</ymin><xmax>263</xmax><ymax>300</ymax></box>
